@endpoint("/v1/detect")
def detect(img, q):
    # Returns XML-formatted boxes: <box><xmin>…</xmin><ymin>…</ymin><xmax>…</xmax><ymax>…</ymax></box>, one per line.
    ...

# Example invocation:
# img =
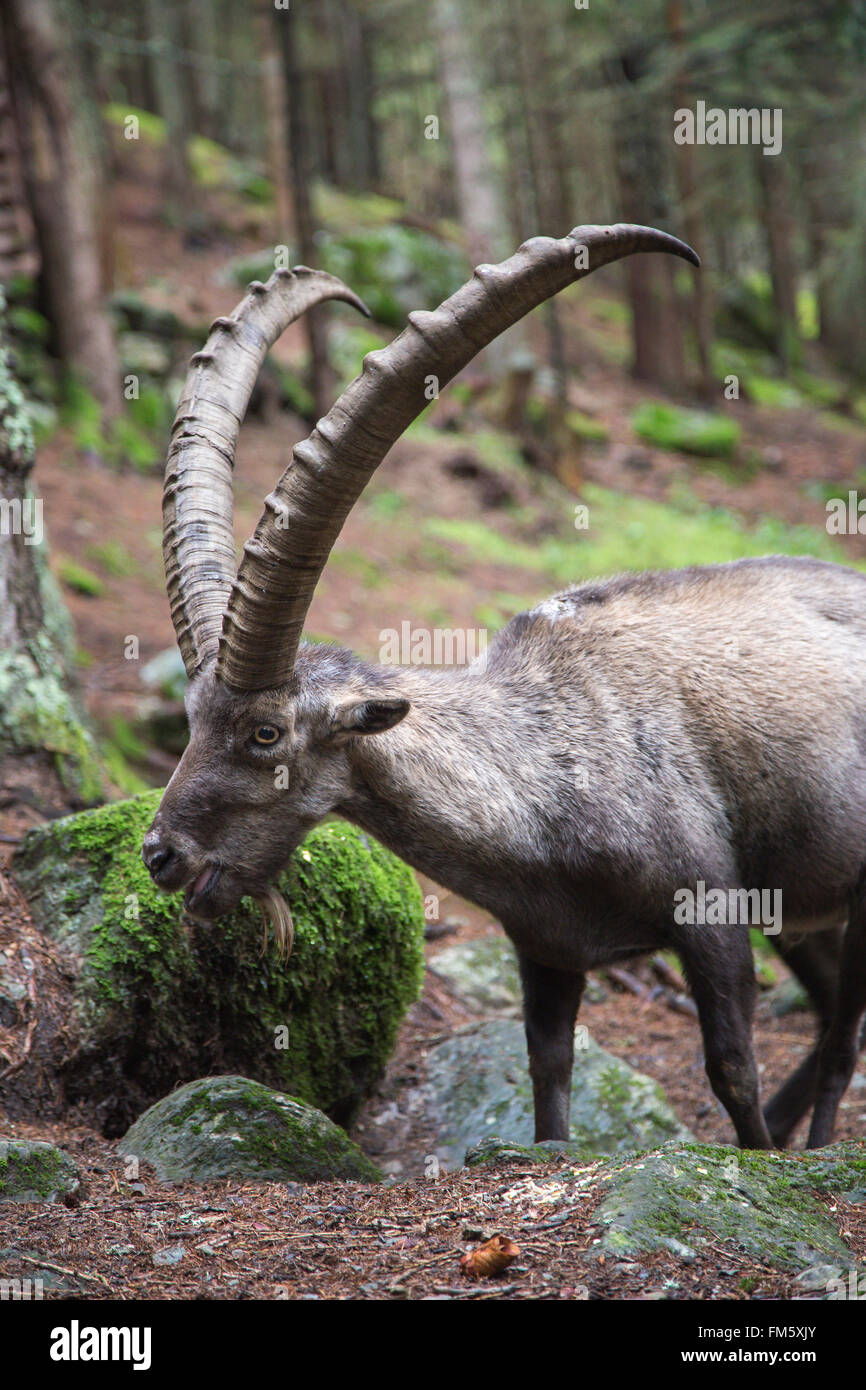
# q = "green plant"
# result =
<box><xmin>631</xmin><ymin>402</ymin><xmax>740</xmax><ymax>459</ymax></box>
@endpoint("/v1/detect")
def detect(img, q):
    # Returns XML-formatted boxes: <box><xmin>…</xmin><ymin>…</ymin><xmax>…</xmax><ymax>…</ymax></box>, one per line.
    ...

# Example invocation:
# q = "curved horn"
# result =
<box><xmin>163</xmin><ymin>266</ymin><xmax>369</xmax><ymax>677</ymax></box>
<box><xmin>216</xmin><ymin>223</ymin><xmax>700</xmax><ymax>692</ymax></box>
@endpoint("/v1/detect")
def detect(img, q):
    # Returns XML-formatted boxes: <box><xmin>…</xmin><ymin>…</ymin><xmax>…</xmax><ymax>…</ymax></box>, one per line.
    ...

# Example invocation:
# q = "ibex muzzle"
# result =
<box><xmin>145</xmin><ymin>226</ymin><xmax>866</xmax><ymax>1151</ymax></box>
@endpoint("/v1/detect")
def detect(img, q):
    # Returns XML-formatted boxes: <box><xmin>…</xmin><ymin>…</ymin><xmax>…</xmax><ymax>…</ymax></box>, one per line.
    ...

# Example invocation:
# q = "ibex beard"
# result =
<box><xmin>143</xmin><ymin>225</ymin><xmax>866</xmax><ymax>1152</ymax></box>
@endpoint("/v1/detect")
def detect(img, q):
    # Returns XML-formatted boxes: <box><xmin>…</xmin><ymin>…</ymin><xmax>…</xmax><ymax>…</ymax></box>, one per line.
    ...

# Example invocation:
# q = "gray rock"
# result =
<box><xmin>764</xmin><ymin>976</ymin><xmax>811</xmax><ymax>1018</ymax></box>
<box><xmin>120</xmin><ymin>1075</ymin><xmax>382</xmax><ymax>1184</ymax></box>
<box><xmin>0</xmin><ymin>1141</ymin><xmax>81</xmax><ymax>1204</ymax></box>
<box><xmin>152</xmin><ymin>1244</ymin><xmax>186</xmax><ymax>1266</ymax></box>
<box><xmin>139</xmin><ymin>647</ymin><xmax>188</xmax><ymax>701</ymax></box>
<box><xmin>421</xmin><ymin>1018</ymin><xmax>692</xmax><ymax>1167</ymax></box>
<box><xmin>589</xmin><ymin>1140</ymin><xmax>866</xmax><ymax>1274</ymax></box>
<box><xmin>430</xmin><ymin>937</ymin><xmax>522</xmax><ymax>1015</ymax></box>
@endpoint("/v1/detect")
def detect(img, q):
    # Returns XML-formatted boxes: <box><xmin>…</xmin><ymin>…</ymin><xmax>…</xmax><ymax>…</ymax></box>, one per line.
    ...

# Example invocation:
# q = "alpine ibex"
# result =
<box><xmin>143</xmin><ymin>223</ymin><xmax>866</xmax><ymax>1151</ymax></box>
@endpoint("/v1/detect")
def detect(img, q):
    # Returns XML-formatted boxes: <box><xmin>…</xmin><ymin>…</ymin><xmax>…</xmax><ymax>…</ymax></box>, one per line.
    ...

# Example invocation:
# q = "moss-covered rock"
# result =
<box><xmin>589</xmin><ymin>1140</ymin><xmax>866</xmax><ymax>1273</ymax></box>
<box><xmin>465</xmin><ymin>1136</ymin><xmax>598</xmax><ymax>1169</ymax></box>
<box><xmin>420</xmin><ymin>1018</ymin><xmax>692</xmax><ymax>1167</ymax></box>
<box><xmin>430</xmin><ymin>937</ymin><xmax>522</xmax><ymax>1016</ymax></box>
<box><xmin>120</xmin><ymin>1076</ymin><xmax>380</xmax><ymax>1184</ymax></box>
<box><xmin>0</xmin><ymin>1141</ymin><xmax>81</xmax><ymax>1204</ymax></box>
<box><xmin>11</xmin><ymin>790</ymin><xmax>424</xmax><ymax>1133</ymax></box>
<box><xmin>631</xmin><ymin>402</ymin><xmax>740</xmax><ymax>460</ymax></box>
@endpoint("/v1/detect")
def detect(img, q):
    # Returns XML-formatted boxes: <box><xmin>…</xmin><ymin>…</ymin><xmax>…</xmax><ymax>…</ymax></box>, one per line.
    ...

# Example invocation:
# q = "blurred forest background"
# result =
<box><xmin>3</xmin><ymin>0</ymin><xmax>866</xmax><ymax>798</ymax></box>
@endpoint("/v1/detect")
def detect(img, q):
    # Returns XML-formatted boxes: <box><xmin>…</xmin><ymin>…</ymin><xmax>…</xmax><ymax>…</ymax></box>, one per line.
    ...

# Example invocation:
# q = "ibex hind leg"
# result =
<box><xmin>808</xmin><ymin>893</ymin><xmax>866</xmax><ymax>1148</ymax></box>
<box><xmin>516</xmin><ymin>951</ymin><xmax>585</xmax><ymax>1143</ymax></box>
<box><xmin>675</xmin><ymin>925</ymin><xmax>774</xmax><ymax>1149</ymax></box>
<box><xmin>762</xmin><ymin>927</ymin><xmax>843</xmax><ymax>1147</ymax></box>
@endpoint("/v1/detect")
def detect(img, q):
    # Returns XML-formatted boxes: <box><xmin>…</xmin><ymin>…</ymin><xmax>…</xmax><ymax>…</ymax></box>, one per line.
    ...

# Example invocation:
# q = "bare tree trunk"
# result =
<box><xmin>0</xmin><ymin>309</ymin><xmax>102</xmax><ymax>807</ymax></box>
<box><xmin>145</xmin><ymin>0</ymin><xmax>196</xmax><ymax>233</ymax></box>
<box><xmin>612</xmin><ymin>48</ymin><xmax>685</xmax><ymax>391</ymax></box>
<box><xmin>432</xmin><ymin>0</ymin><xmax>530</xmax><ymax>386</ymax></box>
<box><xmin>254</xmin><ymin>0</ymin><xmax>294</xmax><ymax>243</ymax></box>
<box><xmin>3</xmin><ymin>0</ymin><xmax>122</xmax><ymax>421</ymax></box>
<box><xmin>343</xmin><ymin>1</ymin><xmax>380</xmax><ymax>191</ymax></box>
<box><xmin>755</xmin><ymin>151</ymin><xmax>801</xmax><ymax>373</ymax></box>
<box><xmin>667</xmin><ymin>0</ymin><xmax>714</xmax><ymax>399</ymax></box>
<box><xmin>0</xmin><ymin>46</ymin><xmax>37</xmax><ymax>283</ymax></box>
<box><xmin>274</xmin><ymin>5</ymin><xmax>332</xmax><ymax>418</ymax></box>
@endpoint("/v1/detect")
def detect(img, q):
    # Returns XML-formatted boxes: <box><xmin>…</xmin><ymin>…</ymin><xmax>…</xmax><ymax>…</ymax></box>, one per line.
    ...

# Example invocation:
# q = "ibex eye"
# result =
<box><xmin>253</xmin><ymin>725</ymin><xmax>281</xmax><ymax>746</ymax></box>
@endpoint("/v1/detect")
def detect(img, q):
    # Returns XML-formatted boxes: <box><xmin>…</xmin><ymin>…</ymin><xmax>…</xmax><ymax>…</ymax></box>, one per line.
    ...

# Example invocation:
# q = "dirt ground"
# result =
<box><xmin>3</xmin><ymin>172</ymin><xmax>866</xmax><ymax>1301</ymax></box>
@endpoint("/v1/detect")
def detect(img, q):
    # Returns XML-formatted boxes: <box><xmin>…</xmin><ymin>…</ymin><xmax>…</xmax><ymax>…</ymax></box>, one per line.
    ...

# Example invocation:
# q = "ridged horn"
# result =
<box><xmin>215</xmin><ymin>224</ymin><xmax>699</xmax><ymax>691</ymax></box>
<box><xmin>163</xmin><ymin>266</ymin><xmax>369</xmax><ymax>677</ymax></box>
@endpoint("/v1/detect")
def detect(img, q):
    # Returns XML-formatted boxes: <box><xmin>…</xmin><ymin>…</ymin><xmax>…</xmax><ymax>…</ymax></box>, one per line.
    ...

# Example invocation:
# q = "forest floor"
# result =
<box><xmin>3</xmin><ymin>170</ymin><xmax>866</xmax><ymax>1299</ymax></box>
<box><xmin>1</xmin><ymin>964</ymin><xmax>865</xmax><ymax>1301</ymax></box>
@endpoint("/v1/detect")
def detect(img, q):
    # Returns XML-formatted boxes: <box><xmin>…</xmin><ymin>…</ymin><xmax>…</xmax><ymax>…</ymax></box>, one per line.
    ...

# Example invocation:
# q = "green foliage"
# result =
<box><xmin>328</xmin><ymin>321</ymin><xmax>391</xmax><ymax>392</ymax></box>
<box><xmin>743</xmin><ymin>375</ymin><xmax>803</xmax><ymax>408</ymax></box>
<box><xmin>60</xmin><ymin>379</ymin><xmax>164</xmax><ymax>471</ymax></box>
<box><xmin>565</xmin><ymin>408</ymin><xmax>610</xmax><ymax>442</ymax></box>
<box><xmin>103</xmin><ymin>103</ymin><xmax>166</xmax><ymax>145</ymax></box>
<box><xmin>85</xmin><ymin>541</ymin><xmax>136</xmax><ymax>578</ymax></box>
<box><xmin>631</xmin><ymin>402</ymin><xmax>740</xmax><ymax>459</ymax></box>
<box><xmin>715</xmin><ymin>272</ymin><xmax>778</xmax><ymax>354</ymax></box>
<box><xmin>366</xmin><ymin>488</ymin><xmax>406</xmax><ymax>520</ymax></box>
<box><xmin>319</xmin><ymin>224</ymin><xmax>468</xmax><ymax>327</ymax></box>
<box><xmin>55</xmin><ymin>557</ymin><xmax>105</xmax><ymax>597</ymax></box>
<box><xmin>425</xmin><ymin>479</ymin><xmax>851</xmax><ymax>587</ymax></box>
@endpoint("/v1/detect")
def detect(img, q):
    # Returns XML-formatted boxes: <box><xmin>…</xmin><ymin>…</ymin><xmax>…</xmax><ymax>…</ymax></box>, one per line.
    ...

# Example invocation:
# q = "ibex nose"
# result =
<box><xmin>142</xmin><ymin>830</ymin><xmax>177</xmax><ymax>883</ymax></box>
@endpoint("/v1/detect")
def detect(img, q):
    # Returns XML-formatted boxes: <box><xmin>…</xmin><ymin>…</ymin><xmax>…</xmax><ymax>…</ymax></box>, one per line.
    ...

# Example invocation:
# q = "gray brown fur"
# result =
<box><xmin>145</xmin><ymin>552</ymin><xmax>866</xmax><ymax>1150</ymax></box>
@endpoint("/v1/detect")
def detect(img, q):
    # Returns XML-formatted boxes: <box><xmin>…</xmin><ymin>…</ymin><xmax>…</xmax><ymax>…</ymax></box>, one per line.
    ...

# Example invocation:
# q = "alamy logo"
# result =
<box><xmin>673</xmin><ymin>880</ymin><xmax>782</xmax><ymax>935</ymax></box>
<box><xmin>0</xmin><ymin>496</ymin><xmax>43</xmax><ymax>545</ymax></box>
<box><xmin>674</xmin><ymin>101</ymin><xmax>782</xmax><ymax>156</ymax></box>
<box><xmin>0</xmin><ymin>1276</ymin><xmax>43</xmax><ymax>1300</ymax></box>
<box><xmin>379</xmin><ymin>622</ymin><xmax>488</xmax><ymax>667</ymax></box>
<box><xmin>49</xmin><ymin>1321</ymin><xmax>152</xmax><ymax>1371</ymax></box>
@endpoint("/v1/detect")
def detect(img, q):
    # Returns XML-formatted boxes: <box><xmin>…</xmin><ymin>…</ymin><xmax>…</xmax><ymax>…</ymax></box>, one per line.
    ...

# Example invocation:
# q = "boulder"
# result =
<box><xmin>421</xmin><ymin>1018</ymin><xmax>692</xmax><ymax>1168</ymax></box>
<box><xmin>0</xmin><ymin>1140</ymin><xmax>81</xmax><ymax>1204</ymax></box>
<box><xmin>121</xmin><ymin>1076</ymin><xmax>380</xmax><ymax>1184</ymax></box>
<box><xmin>8</xmin><ymin>792</ymin><xmax>424</xmax><ymax>1135</ymax></box>
<box><xmin>430</xmin><ymin>937</ymin><xmax>522</xmax><ymax>1016</ymax></box>
<box><xmin>589</xmin><ymin>1140</ymin><xmax>866</xmax><ymax>1276</ymax></box>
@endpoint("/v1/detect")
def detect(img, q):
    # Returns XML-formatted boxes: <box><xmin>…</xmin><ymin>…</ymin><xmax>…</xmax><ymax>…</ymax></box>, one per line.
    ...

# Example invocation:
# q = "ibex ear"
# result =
<box><xmin>326</xmin><ymin>697</ymin><xmax>410</xmax><ymax>743</ymax></box>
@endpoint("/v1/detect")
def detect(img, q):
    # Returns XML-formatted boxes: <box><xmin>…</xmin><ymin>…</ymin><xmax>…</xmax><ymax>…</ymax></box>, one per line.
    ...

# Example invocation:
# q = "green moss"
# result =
<box><xmin>14</xmin><ymin>792</ymin><xmax>424</xmax><ymax>1122</ymax></box>
<box><xmin>631</xmin><ymin>402</ymin><xmax>740</xmax><ymax>459</ymax></box>
<box><xmin>55</xmin><ymin>557</ymin><xmax>104</xmax><ymax>596</ymax></box>
<box><xmin>591</xmin><ymin>1140</ymin><xmax>866</xmax><ymax>1271</ymax></box>
<box><xmin>123</xmin><ymin>1076</ymin><xmax>381</xmax><ymax>1183</ymax></box>
<box><xmin>424</xmin><ymin>478</ymin><xmax>853</xmax><ymax>587</ymax></box>
<box><xmin>0</xmin><ymin>646</ymin><xmax>104</xmax><ymax>802</ymax></box>
<box><xmin>565</xmin><ymin>408</ymin><xmax>610</xmax><ymax>443</ymax></box>
<box><xmin>0</xmin><ymin>1141</ymin><xmax>80</xmax><ymax>1203</ymax></box>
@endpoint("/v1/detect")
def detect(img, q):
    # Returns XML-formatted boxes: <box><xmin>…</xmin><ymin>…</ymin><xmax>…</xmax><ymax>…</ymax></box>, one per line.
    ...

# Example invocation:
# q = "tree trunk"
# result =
<box><xmin>612</xmin><ymin>48</ymin><xmax>685</xmax><ymax>391</ymax></box>
<box><xmin>432</xmin><ymin>0</ymin><xmax>531</xmax><ymax>386</ymax></box>
<box><xmin>3</xmin><ymin>0</ymin><xmax>122</xmax><ymax>421</ymax></box>
<box><xmin>0</xmin><ymin>45</ymin><xmax>37</xmax><ymax>283</ymax></box>
<box><xmin>145</xmin><ymin>0</ymin><xmax>196</xmax><ymax>232</ymax></box>
<box><xmin>0</xmin><ymin>308</ymin><xmax>103</xmax><ymax>808</ymax></box>
<box><xmin>274</xmin><ymin>4</ymin><xmax>333</xmax><ymax>418</ymax></box>
<box><xmin>667</xmin><ymin>0</ymin><xmax>714</xmax><ymax>399</ymax></box>
<box><xmin>254</xmin><ymin>0</ymin><xmax>294</xmax><ymax>243</ymax></box>
<box><xmin>755</xmin><ymin>151</ymin><xmax>801</xmax><ymax>373</ymax></box>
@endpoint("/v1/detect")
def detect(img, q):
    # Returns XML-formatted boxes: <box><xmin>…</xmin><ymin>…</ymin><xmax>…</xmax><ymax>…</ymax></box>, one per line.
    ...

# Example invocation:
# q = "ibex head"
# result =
<box><xmin>143</xmin><ymin>226</ymin><xmax>699</xmax><ymax>949</ymax></box>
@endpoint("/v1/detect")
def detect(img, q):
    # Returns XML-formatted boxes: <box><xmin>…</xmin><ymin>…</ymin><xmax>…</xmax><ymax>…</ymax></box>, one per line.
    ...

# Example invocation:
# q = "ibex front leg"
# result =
<box><xmin>517</xmin><ymin>952</ymin><xmax>585</xmax><ymax>1142</ymax></box>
